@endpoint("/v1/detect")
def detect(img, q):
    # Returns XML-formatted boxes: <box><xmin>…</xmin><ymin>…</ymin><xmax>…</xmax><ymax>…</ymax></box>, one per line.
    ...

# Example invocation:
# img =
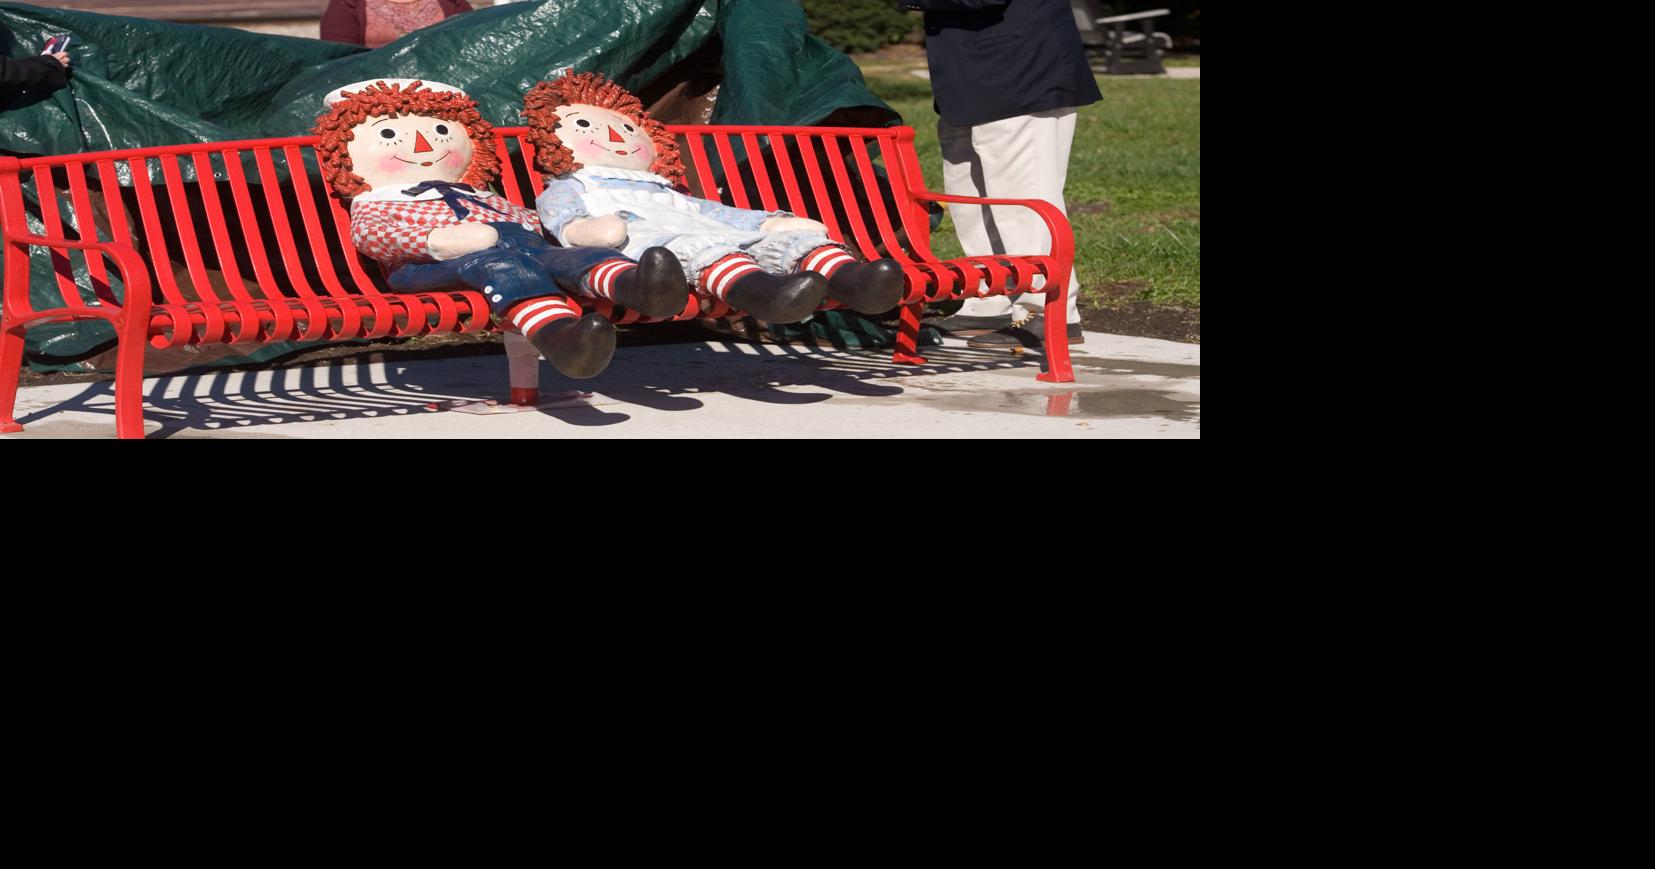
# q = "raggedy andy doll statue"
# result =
<box><xmin>314</xmin><ymin>79</ymin><xmax>686</xmax><ymax>379</ymax></box>
<box><xmin>523</xmin><ymin>72</ymin><xmax>905</xmax><ymax>324</ymax></box>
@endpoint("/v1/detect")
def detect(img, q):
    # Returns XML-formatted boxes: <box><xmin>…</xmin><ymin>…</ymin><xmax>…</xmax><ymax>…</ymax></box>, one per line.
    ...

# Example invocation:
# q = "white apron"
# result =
<box><xmin>572</xmin><ymin>166</ymin><xmax>768</xmax><ymax>262</ymax></box>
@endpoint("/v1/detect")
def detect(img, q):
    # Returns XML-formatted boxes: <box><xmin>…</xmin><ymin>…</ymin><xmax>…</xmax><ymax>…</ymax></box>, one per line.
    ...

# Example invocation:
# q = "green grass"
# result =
<box><xmin>862</xmin><ymin>72</ymin><xmax>1200</xmax><ymax>309</ymax></box>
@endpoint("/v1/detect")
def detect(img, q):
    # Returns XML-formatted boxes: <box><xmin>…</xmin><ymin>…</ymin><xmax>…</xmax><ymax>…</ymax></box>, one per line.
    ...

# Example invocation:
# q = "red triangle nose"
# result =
<box><xmin>413</xmin><ymin>131</ymin><xmax>434</xmax><ymax>153</ymax></box>
<box><xmin>608</xmin><ymin>126</ymin><xmax>627</xmax><ymax>143</ymax></box>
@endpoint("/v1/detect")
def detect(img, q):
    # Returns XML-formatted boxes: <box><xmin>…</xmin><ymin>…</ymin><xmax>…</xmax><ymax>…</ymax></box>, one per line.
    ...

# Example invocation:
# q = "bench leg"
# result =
<box><xmin>112</xmin><ymin>315</ymin><xmax>149</xmax><ymax>440</ymax></box>
<box><xmin>892</xmin><ymin>301</ymin><xmax>927</xmax><ymax>366</ymax></box>
<box><xmin>0</xmin><ymin>320</ymin><xmax>24</xmax><ymax>433</ymax></box>
<box><xmin>504</xmin><ymin>330</ymin><xmax>541</xmax><ymax>406</ymax></box>
<box><xmin>1036</xmin><ymin>285</ymin><xmax>1075</xmax><ymax>384</ymax></box>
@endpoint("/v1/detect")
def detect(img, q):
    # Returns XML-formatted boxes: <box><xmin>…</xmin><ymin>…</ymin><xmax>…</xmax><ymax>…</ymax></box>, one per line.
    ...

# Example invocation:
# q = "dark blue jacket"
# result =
<box><xmin>901</xmin><ymin>0</ymin><xmax>1102</xmax><ymax>127</ymax></box>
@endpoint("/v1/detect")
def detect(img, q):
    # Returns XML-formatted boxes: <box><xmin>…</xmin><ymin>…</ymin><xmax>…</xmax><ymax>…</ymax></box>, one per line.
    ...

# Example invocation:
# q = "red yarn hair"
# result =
<box><xmin>312</xmin><ymin>81</ymin><xmax>500</xmax><ymax>199</ymax></box>
<box><xmin>522</xmin><ymin>71</ymin><xmax>685</xmax><ymax>187</ymax></box>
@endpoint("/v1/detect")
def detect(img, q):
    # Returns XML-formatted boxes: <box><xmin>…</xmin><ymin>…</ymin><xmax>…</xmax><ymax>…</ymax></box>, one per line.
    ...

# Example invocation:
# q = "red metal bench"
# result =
<box><xmin>2</xmin><ymin>124</ymin><xmax>1075</xmax><ymax>438</ymax></box>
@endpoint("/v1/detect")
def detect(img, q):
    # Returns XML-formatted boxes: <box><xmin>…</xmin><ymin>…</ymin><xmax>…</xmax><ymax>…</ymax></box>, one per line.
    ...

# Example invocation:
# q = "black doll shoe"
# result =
<box><xmin>825</xmin><ymin>259</ymin><xmax>906</xmax><ymax>314</ymax></box>
<box><xmin>611</xmin><ymin>247</ymin><xmax>689</xmax><ymax>318</ymax></box>
<box><xmin>531</xmin><ymin>313</ymin><xmax>617</xmax><ymax>379</ymax></box>
<box><xmin>723</xmin><ymin>271</ymin><xmax>829</xmax><ymax>324</ymax></box>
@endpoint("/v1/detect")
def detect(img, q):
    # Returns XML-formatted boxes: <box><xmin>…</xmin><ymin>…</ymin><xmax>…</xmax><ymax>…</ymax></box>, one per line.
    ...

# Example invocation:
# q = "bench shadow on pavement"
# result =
<box><xmin>16</xmin><ymin>339</ymin><xmax>1046</xmax><ymax>438</ymax></box>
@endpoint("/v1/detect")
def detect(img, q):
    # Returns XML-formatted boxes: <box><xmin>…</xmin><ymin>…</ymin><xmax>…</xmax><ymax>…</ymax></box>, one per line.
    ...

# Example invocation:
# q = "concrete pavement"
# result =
<box><xmin>2</xmin><ymin>330</ymin><xmax>1200</xmax><ymax>439</ymax></box>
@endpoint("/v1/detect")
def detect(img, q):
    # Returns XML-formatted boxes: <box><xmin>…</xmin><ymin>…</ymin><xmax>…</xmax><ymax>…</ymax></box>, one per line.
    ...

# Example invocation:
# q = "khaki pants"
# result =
<box><xmin>939</xmin><ymin>108</ymin><xmax>1083</xmax><ymax>324</ymax></box>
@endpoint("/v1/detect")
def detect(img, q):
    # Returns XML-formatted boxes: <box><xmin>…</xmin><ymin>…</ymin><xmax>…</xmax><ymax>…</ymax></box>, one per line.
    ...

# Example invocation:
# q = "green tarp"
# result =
<box><xmin>1</xmin><ymin>0</ymin><xmax>896</xmax><ymax>369</ymax></box>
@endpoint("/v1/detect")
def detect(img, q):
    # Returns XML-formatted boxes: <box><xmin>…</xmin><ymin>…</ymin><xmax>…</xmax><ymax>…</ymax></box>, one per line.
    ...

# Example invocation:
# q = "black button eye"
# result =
<box><xmin>434</xmin><ymin>124</ymin><xmax>449</xmax><ymax>136</ymax></box>
<box><xmin>380</xmin><ymin>129</ymin><xmax>397</xmax><ymax>140</ymax></box>
<box><xmin>575</xmin><ymin>119</ymin><xmax>591</xmax><ymax>128</ymax></box>
<box><xmin>623</xmin><ymin>124</ymin><xmax>635</xmax><ymax>132</ymax></box>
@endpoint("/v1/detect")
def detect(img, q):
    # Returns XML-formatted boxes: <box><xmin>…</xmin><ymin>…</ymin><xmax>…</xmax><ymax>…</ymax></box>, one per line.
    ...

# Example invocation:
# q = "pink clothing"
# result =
<box><xmin>320</xmin><ymin>0</ymin><xmax>474</xmax><ymax>49</ymax></box>
<box><xmin>365</xmin><ymin>0</ymin><xmax>449</xmax><ymax>49</ymax></box>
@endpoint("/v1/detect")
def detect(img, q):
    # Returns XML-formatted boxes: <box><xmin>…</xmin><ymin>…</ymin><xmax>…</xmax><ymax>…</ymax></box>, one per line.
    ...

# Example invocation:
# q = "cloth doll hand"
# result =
<box><xmin>564</xmin><ymin>215</ymin><xmax>629</xmax><ymax>248</ymax></box>
<box><xmin>761</xmin><ymin>216</ymin><xmax>828</xmax><ymax>234</ymax></box>
<box><xmin>427</xmin><ymin>224</ymin><xmax>499</xmax><ymax>261</ymax></box>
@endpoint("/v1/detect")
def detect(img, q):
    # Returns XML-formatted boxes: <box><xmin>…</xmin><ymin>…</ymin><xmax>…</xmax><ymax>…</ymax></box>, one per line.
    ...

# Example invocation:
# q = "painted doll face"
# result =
<box><xmin>346</xmin><ymin>112</ymin><xmax>474</xmax><ymax>191</ymax></box>
<box><xmin>555</xmin><ymin>104</ymin><xmax>655</xmax><ymax>172</ymax></box>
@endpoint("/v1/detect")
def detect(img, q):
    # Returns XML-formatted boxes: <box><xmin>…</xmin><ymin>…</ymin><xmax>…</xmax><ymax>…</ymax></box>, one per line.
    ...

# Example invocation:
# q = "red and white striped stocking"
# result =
<box><xmin>505</xmin><ymin>295</ymin><xmax>582</xmax><ymax>338</ymax></box>
<box><xmin>699</xmin><ymin>253</ymin><xmax>764</xmax><ymax>300</ymax></box>
<box><xmin>799</xmin><ymin>245</ymin><xmax>857</xmax><ymax>279</ymax></box>
<box><xmin>581</xmin><ymin>259</ymin><xmax>638</xmax><ymax>301</ymax></box>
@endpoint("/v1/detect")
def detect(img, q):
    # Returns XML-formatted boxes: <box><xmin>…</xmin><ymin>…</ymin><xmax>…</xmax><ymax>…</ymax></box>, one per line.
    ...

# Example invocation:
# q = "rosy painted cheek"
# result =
<box><xmin>573</xmin><ymin>140</ymin><xmax>605</xmax><ymax>159</ymax></box>
<box><xmin>377</xmin><ymin>155</ymin><xmax>413</xmax><ymax>175</ymax></box>
<box><xmin>440</xmin><ymin>150</ymin><xmax>463</xmax><ymax>167</ymax></box>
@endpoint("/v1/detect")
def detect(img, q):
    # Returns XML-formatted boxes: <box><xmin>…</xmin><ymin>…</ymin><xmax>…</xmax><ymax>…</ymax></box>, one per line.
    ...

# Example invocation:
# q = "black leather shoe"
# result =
<box><xmin>610</xmin><ymin>247</ymin><xmax>689</xmax><ymax>318</ymax></box>
<box><xmin>724</xmin><ymin>271</ymin><xmax>828</xmax><ymax>324</ymax></box>
<box><xmin>530</xmin><ymin>313</ymin><xmax>616</xmax><ymax>379</ymax></box>
<box><xmin>926</xmin><ymin>313</ymin><xmax>1014</xmax><ymax>337</ymax></box>
<box><xmin>965</xmin><ymin>315</ymin><xmax>1084</xmax><ymax>351</ymax></box>
<box><xmin>825</xmin><ymin>259</ymin><xmax>905</xmax><ymax>314</ymax></box>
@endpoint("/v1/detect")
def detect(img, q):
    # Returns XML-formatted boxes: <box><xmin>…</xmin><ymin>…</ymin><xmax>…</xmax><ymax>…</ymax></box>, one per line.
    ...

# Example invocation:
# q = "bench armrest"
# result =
<box><xmin>2</xmin><ymin>232</ymin><xmax>153</xmax><ymax>321</ymax></box>
<box><xmin>906</xmin><ymin>191</ymin><xmax>1075</xmax><ymax>267</ymax></box>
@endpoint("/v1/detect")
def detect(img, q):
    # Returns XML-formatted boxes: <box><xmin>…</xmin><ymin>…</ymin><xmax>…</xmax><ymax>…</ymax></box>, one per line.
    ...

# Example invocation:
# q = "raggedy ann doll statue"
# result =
<box><xmin>522</xmin><ymin>72</ymin><xmax>905</xmax><ymax>325</ymax></box>
<box><xmin>314</xmin><ymin>79</ymin><xmax>685</xmax><ymax>378</ymax></box>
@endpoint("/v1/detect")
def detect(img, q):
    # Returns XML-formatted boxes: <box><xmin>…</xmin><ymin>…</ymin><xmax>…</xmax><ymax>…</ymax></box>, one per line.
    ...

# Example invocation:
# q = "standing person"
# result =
<box><xmin>903</xmin><ymin>0</ymin><xmax>1100</xmax><ymax>349</ymax></box>
<box><xmin>321</xmin><ymin>0</ymin><xmax>475</xmax><ymax>49</ymax></box>
<box><xmin>1</xmin><ymin>48</ymin><xmax>70</xmax><ymax>101</ymax></box>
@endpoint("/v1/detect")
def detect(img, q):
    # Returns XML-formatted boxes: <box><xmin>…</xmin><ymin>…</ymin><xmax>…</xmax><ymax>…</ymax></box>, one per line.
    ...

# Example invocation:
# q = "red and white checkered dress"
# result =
<box><xmin>349</xmin><ymin>186</ymin><xmax>542</xmax><ymax>266</ymax></box>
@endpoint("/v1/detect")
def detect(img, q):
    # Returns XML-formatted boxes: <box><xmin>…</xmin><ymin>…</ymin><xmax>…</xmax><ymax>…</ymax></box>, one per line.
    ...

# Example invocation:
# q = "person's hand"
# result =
<box><xmin>427</xmin><ymin>223</ymin><xmax>498</xmax><ymax>260</ymax></box>
<box><xmin>50</xmin><ymin>51</ymin><xmax>70</xmax><ymax>68</ymax></box>
<box><xmin>564</xmin><ymin>214</ymin><xmax>628</xmax><ymax>247</ymax></box>
<box><xmin>761</xmin><ymin>215</ymin><xmax>827</xmax><ymax>234</ymax></box>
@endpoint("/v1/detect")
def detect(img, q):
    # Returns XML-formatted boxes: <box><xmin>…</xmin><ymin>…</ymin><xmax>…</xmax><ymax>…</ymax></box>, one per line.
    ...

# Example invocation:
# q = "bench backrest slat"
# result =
<box><xmin>64</xmin><ymin>166</ymin><xmax>116</xmax><ymax>305</ymax></box>
<box><xmin>221</xmin><ymin>148</ymin><xmax>290</xmax><ymax>307</ymax></box>
<box><xmin>192</xmin><ymin>152</ymin><xmax>255</xmax><ymax>303</ymax></box>
<box><xmin>31</xmin><ymin>167</ymin><xmax>88</xmax><ymax>309</ymax></box>
<box><xmin>822</xmin><ymin>135</ymin><xmax>882</xmax><ymax>257</ymax></box>
<box><xmin>160</xmin><ymin>154</ymin><xmax>219</xmax><ymax>305</ymax></box>
<box><xmin>128</xmin><ymin>156</ymin><xmax>192</xmax><ymax>307</ymax></box>
<box><xmin>848</xmin><ymin>136</ymin><xmax>909</xmax><ymax>265</ymax></box>
<box><xmin>741</xmin><ymin>133</ymin><xmax>777</xmax><ymax>213</ymax></box>
<box><xmin>710</xmin><ymin>134</ymin><xmax>752</xmax><ymax>210</ymax></box>
<box><xmin>512</xmin><ymin>135</ymin><xmax>549</xmax><ymax>199</ymax></box>
<box><xmin>326</xmin><ymin>174</ymin><xmax>385</xmax><ymax>306</ymax></box>
<box><xmin>822</xmin><ymin>137</ymin><xmax>868</xmax><ymax>248</ymax></box>
<box><xmin>768</xmin><ymin>134</ymin><xmax>808</xmax><ymax>218</ymax></box>
<box><xmin>286</xmin><ymin>144</ymin><xmax>353</xmax><ymax>301</ymax></box>
<box><xmin>680</xmin><ymin>133</ymin><xmax>721</xmax><ymax>206</ymax></box>
<box><xmin>495</xmin><ymin>135</ymin><xmax>527</xmax><ymax>209</ymax></box>
<box><xmin>254</xmin><ymin>147</ymin><xmax>320</xmax><ymax>303</ymax></box>
<box><xmin>792</xmin><ymin>134</ymin><xmax>844</xmax><ymax>242</ymax></box>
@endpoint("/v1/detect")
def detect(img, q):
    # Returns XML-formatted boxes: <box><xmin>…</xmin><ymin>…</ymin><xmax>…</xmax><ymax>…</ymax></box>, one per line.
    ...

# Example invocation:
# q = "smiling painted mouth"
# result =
<box><xmin>395</xmin><ymin>152</ymin><xmax>450</xmax><ymax>167</ymax></box>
